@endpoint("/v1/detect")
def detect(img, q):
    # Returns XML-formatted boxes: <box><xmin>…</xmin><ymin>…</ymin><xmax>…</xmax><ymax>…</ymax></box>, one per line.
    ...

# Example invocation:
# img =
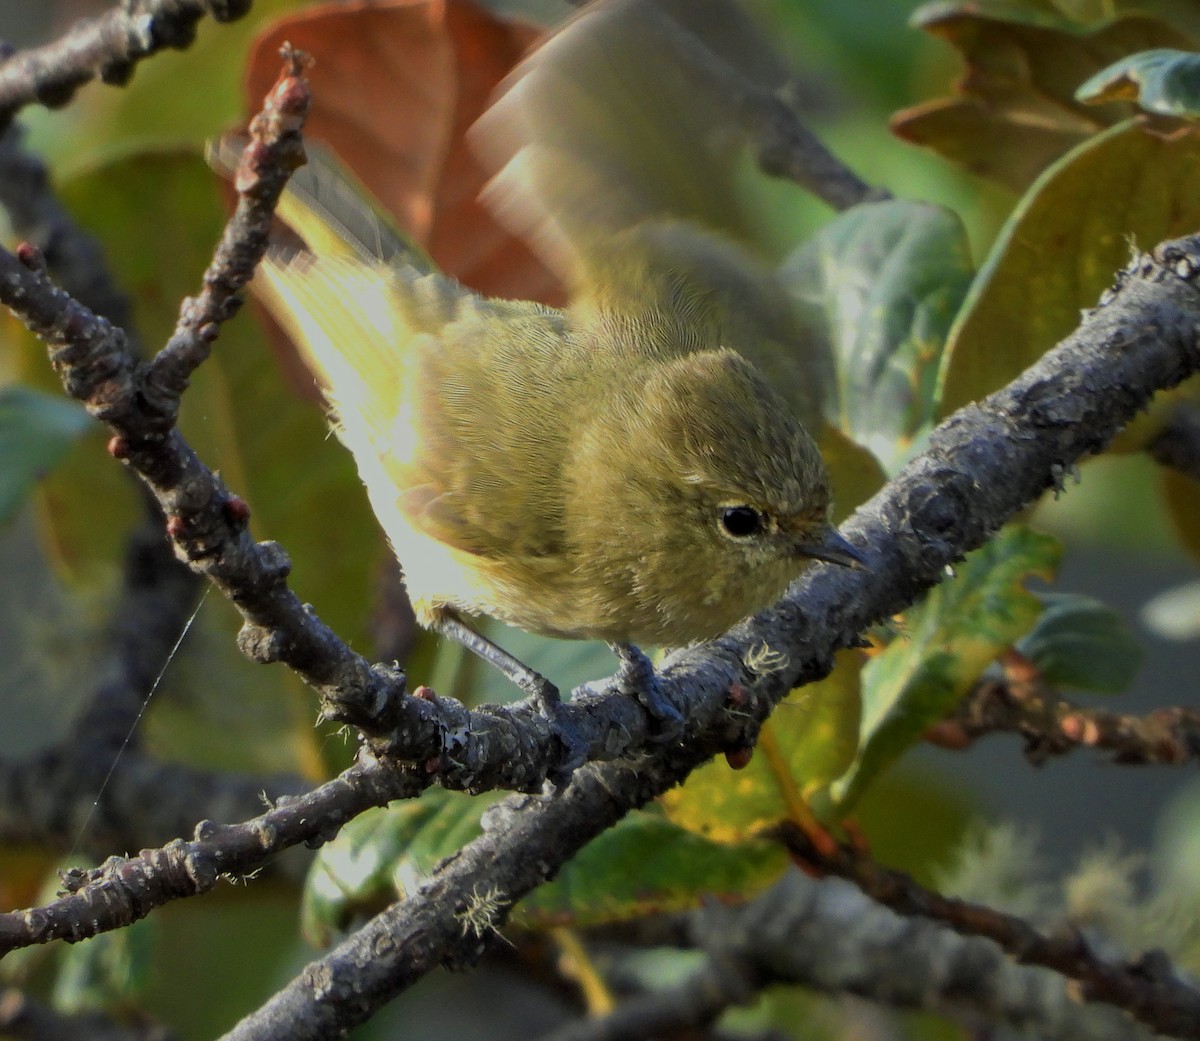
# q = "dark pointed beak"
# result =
<box><xmin>794</xmin><ymin>527</ymin><xmax>868</xmax><ymax>570</ymax></box>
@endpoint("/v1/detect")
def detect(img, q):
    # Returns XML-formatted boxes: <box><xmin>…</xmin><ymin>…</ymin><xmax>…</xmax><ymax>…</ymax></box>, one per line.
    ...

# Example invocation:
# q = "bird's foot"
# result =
<box><xmin>608</xmin><ymin>642</ymin><xmax>684</xmax><ymax>741</ymax></box>
<box><xmin>432</xmin><ymin>611</ymin><xmax>587</xmax><ymax>787</ymax></box>
<box><xmin>521</xmin><ymin>674</ymin><xmax>587</xmax><ymax>789</ymax></box>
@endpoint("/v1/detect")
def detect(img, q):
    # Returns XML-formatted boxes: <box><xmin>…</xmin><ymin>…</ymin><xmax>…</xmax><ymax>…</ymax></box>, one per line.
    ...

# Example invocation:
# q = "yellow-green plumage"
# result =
<box><xmin>250</xmin><ymin>0</ymin><xmax>856</xmax><ymax>652</ymax></box>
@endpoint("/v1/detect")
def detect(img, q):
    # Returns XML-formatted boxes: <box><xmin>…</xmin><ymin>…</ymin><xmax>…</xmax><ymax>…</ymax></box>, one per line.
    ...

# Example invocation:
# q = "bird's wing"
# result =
<box><xmin>473</xmin><ymin>0</ymin><xmax>830</xmax><ymax>426</ymax></box>
<box><xmin>225</xmin><ymin>143</ymin><xmax>571</xmax><ymax>561</ymax></box>
<box><xmin>475</xmin><ymin>0</ymin><xmax>790</xmax><ymax>265</ymax></box>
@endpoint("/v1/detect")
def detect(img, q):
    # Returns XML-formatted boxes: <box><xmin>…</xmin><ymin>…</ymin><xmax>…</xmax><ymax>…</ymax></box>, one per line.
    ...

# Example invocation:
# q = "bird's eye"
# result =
<box><xmin>720</xmin><ymin>505</ymin><xmax>764</xmax><ymax>538</ymax></box>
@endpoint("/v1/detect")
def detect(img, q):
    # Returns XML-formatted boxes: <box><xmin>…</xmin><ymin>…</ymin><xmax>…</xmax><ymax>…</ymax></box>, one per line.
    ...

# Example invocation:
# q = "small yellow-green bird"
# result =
<box><xmin>241</xmin><ymin>0</ymin><xmax>863</xmax><ymax>739</ymax></box>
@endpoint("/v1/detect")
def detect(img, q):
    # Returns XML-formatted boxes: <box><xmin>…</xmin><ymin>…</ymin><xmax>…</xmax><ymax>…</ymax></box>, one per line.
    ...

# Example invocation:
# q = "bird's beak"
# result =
<box><xmin>794</xmin><ymin>527</ymin><xmax>868</xmax><ymax>570</ymax></box>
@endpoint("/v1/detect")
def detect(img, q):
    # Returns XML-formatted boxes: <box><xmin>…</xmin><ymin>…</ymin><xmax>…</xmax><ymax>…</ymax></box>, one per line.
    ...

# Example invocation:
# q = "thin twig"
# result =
<box><xmin>771</xmin><ymin>823</ymin><xmax>1200</xmax><ymax>1040</ymax></box>
<box><xmin>927</xmin><ymin>650</ymin><xmax>1197</xmax><ymax>767</ymax></box>
<box><xmin>144</xmin><ymin>44</ymin><xmax>311</xmax><ymax>413</ymax></box>
<box><xmin>0</xmin><ymin>752</ymin><xmax>420</xmax><ymax>955</ymax></box>
<box><xmin>0</xmin><ymin>0</ymin><xmax>253</xmax><ymax>122</ymax></box>
<box><xmin>928</xmin><ymin>680</ymin><xmax>1200</xmax><ymax>766</ymax></box>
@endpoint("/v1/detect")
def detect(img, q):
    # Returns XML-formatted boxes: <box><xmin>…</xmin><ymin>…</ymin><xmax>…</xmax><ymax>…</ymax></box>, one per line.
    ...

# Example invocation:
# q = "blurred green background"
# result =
<box><xmin>1</xmin><ymin>2</ymin><xmax>1198</xmax><ymax>1039</ymax></box>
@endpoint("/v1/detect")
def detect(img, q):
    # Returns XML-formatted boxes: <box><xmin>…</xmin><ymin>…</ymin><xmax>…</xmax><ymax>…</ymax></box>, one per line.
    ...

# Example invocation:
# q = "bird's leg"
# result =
<box><xmin>607</xmin><ymin>642</ymin><xmax>684</xmax><ymax>739</ymax></box>
<box><xmin>436</xmin><ymin>611</ymin><xmax>557</xmax><ymax>701</ymax></box>
<box><xmin>434</xmin><ymin>611</ymin><xmax>586</xmax><ymax>780</ymax></box>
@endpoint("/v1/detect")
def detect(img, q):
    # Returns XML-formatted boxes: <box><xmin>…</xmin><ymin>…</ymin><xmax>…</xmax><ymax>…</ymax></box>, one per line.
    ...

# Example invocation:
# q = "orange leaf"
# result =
<box><xmin>893</xmin><ymin>7</ymin><xmax>1196</xmax><ymax>191</ymax></box>
<box><xmin>243</xmin><ymin>0</ymin><xmax>564</xmax><ymax>304</ymax></box>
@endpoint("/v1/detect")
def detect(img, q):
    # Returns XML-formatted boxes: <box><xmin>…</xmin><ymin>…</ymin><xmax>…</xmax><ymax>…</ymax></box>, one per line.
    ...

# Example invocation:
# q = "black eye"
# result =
<box><xmin>721</xmin><ymin>506</ymin><xmax>764</xmax><ymax>538</ymax></box>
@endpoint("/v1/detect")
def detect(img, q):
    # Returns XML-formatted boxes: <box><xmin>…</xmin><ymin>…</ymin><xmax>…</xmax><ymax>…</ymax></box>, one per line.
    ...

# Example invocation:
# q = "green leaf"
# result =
<box><xmin>1017</xmin><ymin>592</ymin><xmax>1142</xmax><ymax>692</ymax></box>
<box><xmin>938</xmin><ymin>120</ymin><xmax>1200</xmax><ymax>414</ymax></box>
<box><xmin>662</xmin><ymin>650</ymin><xmax>863</xmax><ymax>836</ymax></box>
<box><xmin>832</xmin><ymin>526</ymin><xmax>1061</xmax><ymax>812</ymax></box>
<box><xmin>781</xmin><ymin>199</ymin><xmax>973</xmax><ymax>472</ymax></box>
<box><xmin>0</xmin><ymin>386</ymin><xmax>90</xmax><ymax>526</ymax></box>
<box><xmin>304</xmin><ymin>791</ymin><xmax>785</xmax><ymax>938</ymax></box>
<box><xmin>53</xmin><ymin>918</ymin><xmax>155</xmax><ymax>1014</ymax></box>
<box><xmin>303</xmin><ymin>790</ymin><xmax>499</xmax><ymax>945</ymax></box>
<box><xmin>516</xmin><ymin>810</ymin><xmax>786</xmax><ymax>929</ymax></box>
<box><xmin>1078</xmin><ymin>49</ymin><xmax>1200</xmax><ymax>116</ymax></box>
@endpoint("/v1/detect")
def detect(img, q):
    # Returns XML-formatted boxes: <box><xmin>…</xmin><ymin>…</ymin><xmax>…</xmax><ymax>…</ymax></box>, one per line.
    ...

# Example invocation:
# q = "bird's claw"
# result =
<box><xmin>525</xmin><ymin>676</ymin><xmax>587</xmax><ymax>790</ymax></box>
<box><xmin>610</xmin><ymin>643</ymin><xmax>685</xmax><ymax>742</ymax></box>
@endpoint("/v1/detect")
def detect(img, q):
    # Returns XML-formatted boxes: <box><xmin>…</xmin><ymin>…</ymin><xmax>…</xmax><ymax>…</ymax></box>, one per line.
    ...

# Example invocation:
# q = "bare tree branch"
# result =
<box><xmin>928</xmin><ymin>679</ymin><xmax>1200</xmax><ymax>766</ymax></box>
<box><xmin>0</xmin><ymin>753</ymin><xmax>421</xmax><ymax>955</ymax></box>
<box><xmin>771</xmin><ymin>823</ymin><xmax>1200</xmax><ymax>1040</ymax></box>
<box><xmin>0</xmin><ymin>988</ymin><xmax>179</xmax><ymax>1041</ymax></box>
<box><xmin>144</xmin><ymin>44</ymin><xmax>310</xmax><ymax>412</ymax></box>
<box><xmin>0</xmin><ymin>0</ymin><xmax>253</xmax><ymax>121</ymax></box>
<box><xmin>538</xmin><ymin>872</ymin><xmax>1153</xmax><ymax>1041</ymax></box>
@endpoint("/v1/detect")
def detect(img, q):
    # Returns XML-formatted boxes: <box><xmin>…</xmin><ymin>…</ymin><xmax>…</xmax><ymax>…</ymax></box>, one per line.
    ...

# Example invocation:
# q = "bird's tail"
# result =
<box><xmin>206</xmin><ymin>138</ymin><xmax>461</xmax><ymax>463</ymax></box>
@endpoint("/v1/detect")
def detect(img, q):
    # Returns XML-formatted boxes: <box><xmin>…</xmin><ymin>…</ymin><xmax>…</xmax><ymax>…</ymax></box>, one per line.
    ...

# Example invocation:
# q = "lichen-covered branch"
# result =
<box><xmin>0</xmin><ymin>753</ymin><xmax>419</xmax><ymax>955</ymax></box>
<box><xmin>213</xmin><ymin>237</ymin><xmax>1200</xmax><ymax>1041</ymax></box>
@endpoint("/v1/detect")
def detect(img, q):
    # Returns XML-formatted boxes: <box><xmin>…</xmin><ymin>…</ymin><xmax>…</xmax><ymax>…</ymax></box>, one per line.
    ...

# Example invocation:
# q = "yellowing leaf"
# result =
<box><xmin>518</xmin><ymin>811</ymin><xmax>786</xmax><ymax>929</ymax></box>
<box><xmin>893</xmin><ymin>5</ymin><xmax>1196</xmax><ymax>191</ymax></box>
<box><xmin>831</xmin><ymin>525</ymin><xmax>1061</xmax><ymax>812</ymax></box>
<box><xmin>661</xmin><ymin>651</ymin><xmax>863</xmax><ymax>840</ymax></box>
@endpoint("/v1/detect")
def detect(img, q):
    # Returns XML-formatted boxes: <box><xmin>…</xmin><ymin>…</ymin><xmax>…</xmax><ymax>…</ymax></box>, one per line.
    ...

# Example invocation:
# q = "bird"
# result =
<box><xmin>234</xmin><ymin>0</ymin><xmax>865</xmax><ymax>748</ymax></box>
